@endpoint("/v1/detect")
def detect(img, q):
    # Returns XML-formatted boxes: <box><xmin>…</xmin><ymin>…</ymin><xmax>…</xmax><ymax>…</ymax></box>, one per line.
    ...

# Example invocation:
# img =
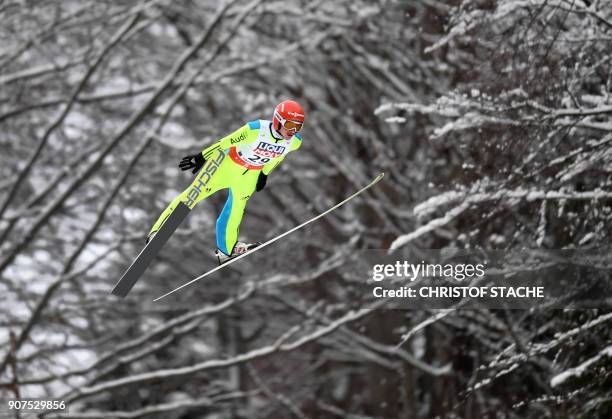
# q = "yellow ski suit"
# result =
<box><xmin>149</xmin><ymin>119</ymin><xmax>302</xmax><ymax>256</ymax></box>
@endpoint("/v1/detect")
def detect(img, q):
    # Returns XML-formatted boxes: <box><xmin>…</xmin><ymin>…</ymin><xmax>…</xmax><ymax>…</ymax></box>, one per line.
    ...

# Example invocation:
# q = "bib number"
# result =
<box><xmin>246</xmin><ymin>155</ymin><xmax>271</xmax><ymax>164</ymax></box>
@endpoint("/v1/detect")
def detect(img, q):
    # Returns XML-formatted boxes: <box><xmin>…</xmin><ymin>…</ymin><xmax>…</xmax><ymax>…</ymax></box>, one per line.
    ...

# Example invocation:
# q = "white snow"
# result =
<box><xmin>578</xmin><ymin>232</ymin><xmax>595</xmax><ymax>245</ymax></box>
<box><xmin>413</xmin><ymin>190</ymin><xmax>465</xmax><ymax>217</ymax></box>
<box><xmin>550</xmin><ymin>345</ymin><xmax>612</xmax><ymax>387</ymax></box>
<box><xmin>389</xmin><ymin>201</ymin><xmax>470</xmax><ymax>250</ymax></box>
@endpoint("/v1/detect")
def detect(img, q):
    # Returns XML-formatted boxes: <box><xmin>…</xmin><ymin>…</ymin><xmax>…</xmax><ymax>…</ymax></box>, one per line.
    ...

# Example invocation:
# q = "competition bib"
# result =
<box><xmin>229</xmin><ymin>121</ymin><xmax>293</xmax><ymax>169</ymax></box>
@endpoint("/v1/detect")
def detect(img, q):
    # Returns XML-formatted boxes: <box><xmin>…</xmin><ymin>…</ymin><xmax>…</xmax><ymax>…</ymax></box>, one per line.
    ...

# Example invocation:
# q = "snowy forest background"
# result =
<box><xmin>1</xmin><ymin>0</ymin><xmax>611</xmax><ymax>418</ymax></box>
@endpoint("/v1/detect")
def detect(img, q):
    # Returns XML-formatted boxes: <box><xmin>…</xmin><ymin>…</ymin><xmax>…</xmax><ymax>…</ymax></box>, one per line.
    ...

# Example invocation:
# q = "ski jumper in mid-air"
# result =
<box><xmin>147</xmin><ymin>100</ymin><xmax>305</xmax><ymax>263</ymax></box>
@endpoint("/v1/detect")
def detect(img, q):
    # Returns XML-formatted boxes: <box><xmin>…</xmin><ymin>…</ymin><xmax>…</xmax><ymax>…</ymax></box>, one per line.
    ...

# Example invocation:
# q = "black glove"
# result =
<box><xmin>179</xmin><ymin>153</ymin><xmax>206</xmax><ymax>174</ymax></box>
<box><xmin>256</xmin><ymin>173</ymin><xmax>267</xmax><ymax>192</ymax></box>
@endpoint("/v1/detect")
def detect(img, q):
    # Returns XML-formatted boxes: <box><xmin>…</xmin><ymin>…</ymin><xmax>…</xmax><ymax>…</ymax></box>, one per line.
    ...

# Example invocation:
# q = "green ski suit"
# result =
<box><xmin>149</xmin><ymin>119</ymin><xmax>302</xmax><ymax>256</ymax></box>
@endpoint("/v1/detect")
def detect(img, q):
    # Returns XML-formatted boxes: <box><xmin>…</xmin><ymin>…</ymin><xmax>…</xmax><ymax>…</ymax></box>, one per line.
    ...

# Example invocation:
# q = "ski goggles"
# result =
<box><xmin>275</xmin><ymin>111</ymin><xmax>303</xmax><ymax>132</ymax></box>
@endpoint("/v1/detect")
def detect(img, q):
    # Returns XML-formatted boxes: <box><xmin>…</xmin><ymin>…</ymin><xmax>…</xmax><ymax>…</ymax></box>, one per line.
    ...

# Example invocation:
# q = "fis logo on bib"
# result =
<box><xmin>254</xmin><ymin>142</ymin><xmax>285</xmax><ymax>158</ymax></box>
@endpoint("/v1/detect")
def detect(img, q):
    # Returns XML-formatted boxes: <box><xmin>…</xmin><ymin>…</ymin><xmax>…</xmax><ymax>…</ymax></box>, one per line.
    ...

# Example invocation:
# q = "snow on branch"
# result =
<box><xmin>390</xmin><ymin>202</ymin><xmax>470</xmax><ymax>251</ymax></box>
<box><xmin>391</xmin><ymin>183</ymin><xmax>612</xmax><ymax>250</ymax></box>
<box><xmin>62</xmin><ymin>304</ymin><xmax>382</xmax><ymax>403</ymax></box>
<box><xmin>414</xmin><ymin>187</ymin><xmax>612</xmax><ymax>219</ymax></box>
<box><xmin>376</xmin><ymin>91</ymin><xmax>529</xmax><ymax>136</ymax></box>
<box><xmin>487</xmin><ymin>312</ymin><xmax>612</xmax><ymax>371</ymax></box>
<box><xmin>550</xmin><ymin>345</ymin><xmax>612</xmax><ymax>388</ymax></box>
<box><xmin>425</xmin><ymin>0</ymin><xmax>606</xmax><ymax>54</ymax></box>
<box><xmin>424</xmin><ymin>8</ymin><xmax>487</xmax><ymax>53</ymax></box>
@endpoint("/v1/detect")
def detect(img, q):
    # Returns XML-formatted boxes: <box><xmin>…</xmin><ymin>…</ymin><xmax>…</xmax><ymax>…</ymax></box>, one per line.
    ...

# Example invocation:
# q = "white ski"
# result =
<box><xmin>154</xmin><ymin>172</ymin><xmax>385</xmax><ymax>301</ymax></box>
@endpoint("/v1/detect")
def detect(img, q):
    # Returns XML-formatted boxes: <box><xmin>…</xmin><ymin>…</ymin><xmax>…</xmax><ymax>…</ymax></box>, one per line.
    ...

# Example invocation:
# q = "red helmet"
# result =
<box><xmin>273</xmin><ymin>100</ymin><xmax>305</xmax><ymax>134</ymax></box>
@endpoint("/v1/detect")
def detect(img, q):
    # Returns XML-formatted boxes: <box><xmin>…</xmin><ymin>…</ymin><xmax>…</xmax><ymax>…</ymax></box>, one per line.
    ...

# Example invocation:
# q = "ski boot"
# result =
<box><xmin>215</xmin><ymin>241</ymin><xmax>261</xmax><ymax>265</ymax></box>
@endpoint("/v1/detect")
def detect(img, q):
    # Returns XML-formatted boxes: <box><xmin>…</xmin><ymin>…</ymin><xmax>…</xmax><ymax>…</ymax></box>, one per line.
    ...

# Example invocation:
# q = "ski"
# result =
<box><xmin>111</xmin><ymin>202</ymin><xmax>191</xmax><ymax>298</ymax></box>
<box><xmin>153</xmin><ymin>172</ymin><xmax>385</xmax><ymax>302</ymax></box>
